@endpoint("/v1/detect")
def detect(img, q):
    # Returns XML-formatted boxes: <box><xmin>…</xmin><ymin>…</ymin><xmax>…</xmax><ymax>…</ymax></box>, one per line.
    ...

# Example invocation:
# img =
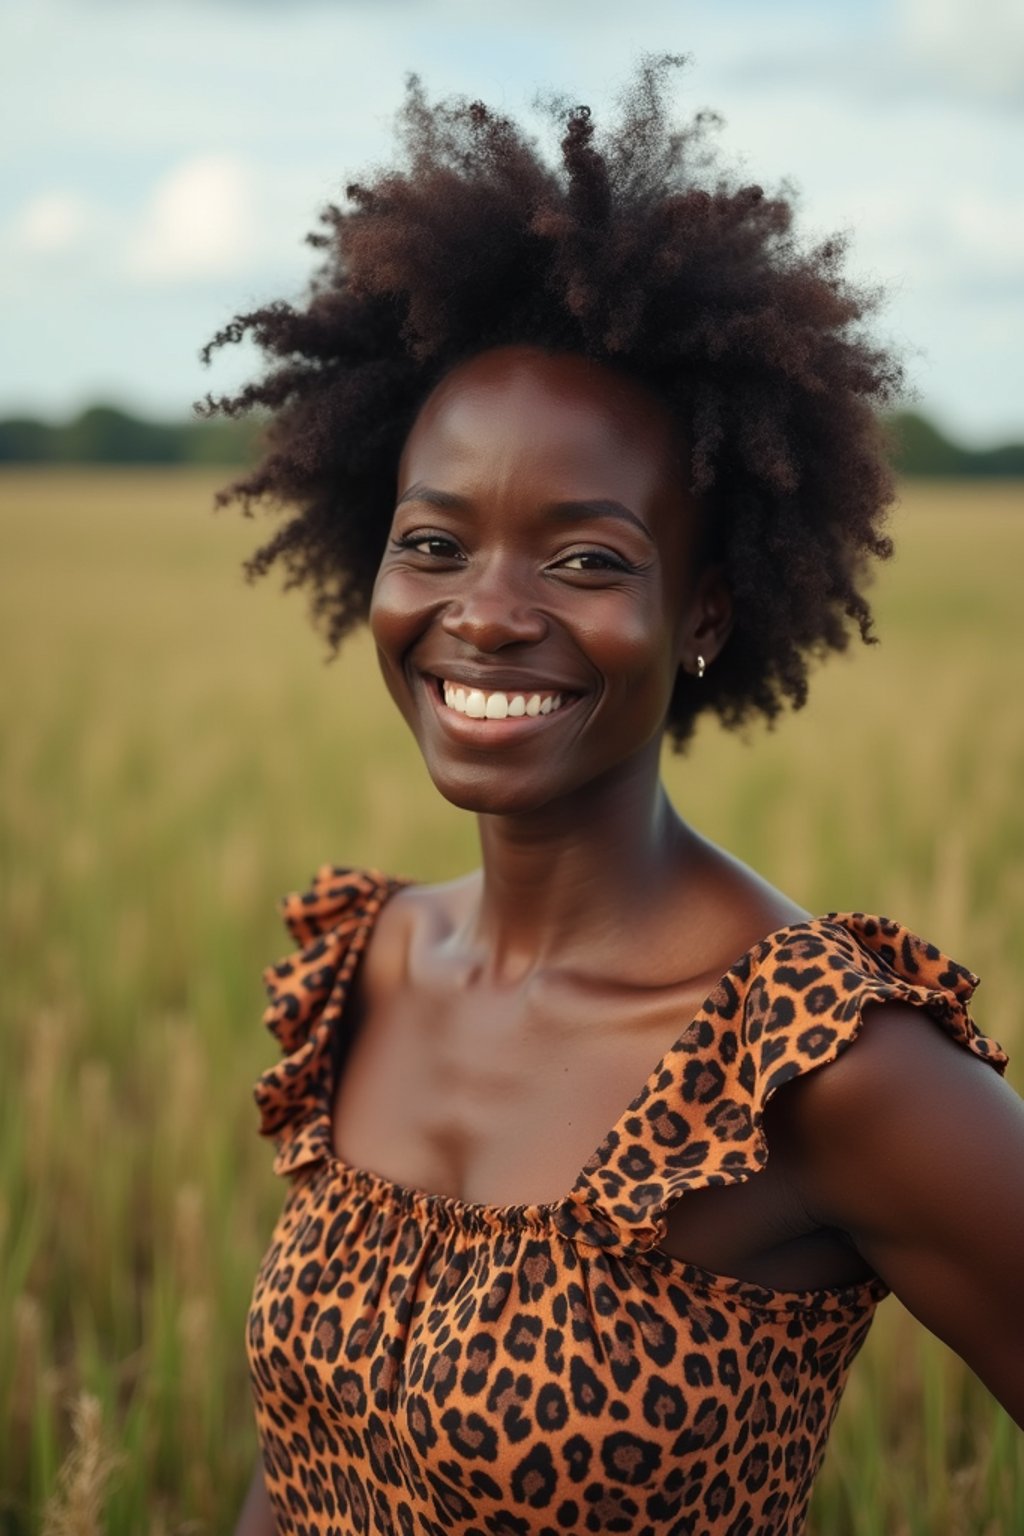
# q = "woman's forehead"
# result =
<box><xmin>400</xmin><ymin>345</ymin><xmax>687</xmax><ymax>503</ymax></box>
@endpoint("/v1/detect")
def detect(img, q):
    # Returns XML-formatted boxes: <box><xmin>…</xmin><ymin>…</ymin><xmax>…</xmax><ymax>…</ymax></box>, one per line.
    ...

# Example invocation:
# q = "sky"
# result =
<box><xmin>2</xmin><ymin>0</ymin><xmax>1022</xmax><ymax>444</ymax></box>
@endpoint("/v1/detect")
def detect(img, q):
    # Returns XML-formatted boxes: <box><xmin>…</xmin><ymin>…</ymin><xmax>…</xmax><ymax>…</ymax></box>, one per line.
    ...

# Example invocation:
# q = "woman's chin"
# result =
<box><xmin>425</xmin><ymin>762</ymin><xmax>561</xmax><ymax>818</ymax></box>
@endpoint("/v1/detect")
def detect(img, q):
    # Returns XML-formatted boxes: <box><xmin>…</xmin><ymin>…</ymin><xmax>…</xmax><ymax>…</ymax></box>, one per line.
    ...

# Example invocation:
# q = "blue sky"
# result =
<box><xmin>3</xmin><ymin>0</ymin><xmax>1022</xmax><ymax>443</ymax></box>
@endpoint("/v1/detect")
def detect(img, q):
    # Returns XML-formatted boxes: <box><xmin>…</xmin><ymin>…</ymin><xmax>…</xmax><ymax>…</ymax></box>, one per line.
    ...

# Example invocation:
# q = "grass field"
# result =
<box><xmin>1</xmin><ymin>468</ymin><xmax>1022</xmax><ymax>1535</ymax></box>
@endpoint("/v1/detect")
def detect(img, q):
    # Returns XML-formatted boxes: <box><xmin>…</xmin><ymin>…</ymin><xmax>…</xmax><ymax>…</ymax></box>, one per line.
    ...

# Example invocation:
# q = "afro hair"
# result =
<box><xmin>198</xmin><ymin>54</ymin><xmax>903</xmax><ymax>752</ymax></box>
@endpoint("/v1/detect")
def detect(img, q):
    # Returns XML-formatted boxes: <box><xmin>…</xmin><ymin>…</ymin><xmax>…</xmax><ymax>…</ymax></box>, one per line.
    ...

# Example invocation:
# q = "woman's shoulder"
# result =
<box><xmin>757</xmin><ymin>920</ymin><xmax>1021</xmax><ymax>1400</ymax></box>
<box><xmin>312</xmin><ymin>864</ymin><xmax>481</xmax><ymax>1000</ymax></box>
<box><xmin>755</xmin><ymin>905</ymin><xmax>1010</xmax><ymax>1218</ymax></box>
<box><xmin>666</xmin><ymin>830</ymin><xmax>812</xmax><ymax>980</ymax></box>
<box><xmin>667</xmin><ymin>836</ymin><xmax>1009</xmax><ymax>1138</ymax></box>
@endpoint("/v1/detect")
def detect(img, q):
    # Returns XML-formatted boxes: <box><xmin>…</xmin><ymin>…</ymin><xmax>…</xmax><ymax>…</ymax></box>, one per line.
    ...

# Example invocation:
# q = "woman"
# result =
<box><xmin>207</xmin><ymin>59</ymin><xmax>1024</xmax><ymax>1536</ymax></box>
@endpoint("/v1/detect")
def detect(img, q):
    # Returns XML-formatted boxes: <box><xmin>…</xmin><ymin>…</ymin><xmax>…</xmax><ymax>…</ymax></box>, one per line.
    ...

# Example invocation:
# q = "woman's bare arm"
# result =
<box><xmin>772</xmin><ymin>1001</ymin><xmax>1024</xmax><ymax>1426</ymax></box>
<box><xmin>234</xmin><ymin>1460</ymin><xmax>277</xmax><ymax>1536</ymax></box>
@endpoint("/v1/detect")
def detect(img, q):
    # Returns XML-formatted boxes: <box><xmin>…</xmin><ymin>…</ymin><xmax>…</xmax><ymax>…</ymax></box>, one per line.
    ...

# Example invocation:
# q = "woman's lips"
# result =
<box><xmin>440</xmin><ymin>677</ymin><xmax>567</xmax><ymax>719</ymax></box>
<box><xmin>421</xmin><ymin>673</ymin><xmax>583</xmax><ymax>738</ymax></box>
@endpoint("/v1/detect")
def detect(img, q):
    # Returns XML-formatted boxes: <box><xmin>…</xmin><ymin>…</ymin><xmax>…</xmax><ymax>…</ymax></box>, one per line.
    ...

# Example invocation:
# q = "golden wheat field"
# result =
<box><xmin>1</xmin><ymin>468</ymin><xmax>1022</xmax><ymax>1535</ymax></box>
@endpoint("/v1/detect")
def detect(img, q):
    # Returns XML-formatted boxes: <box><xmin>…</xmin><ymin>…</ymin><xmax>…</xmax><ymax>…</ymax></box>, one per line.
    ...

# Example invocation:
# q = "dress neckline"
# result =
<box><xmin>262</xmin><ymin>865</ymin><xmax>898</xmax><ymax>1311</ymax></box>
<box><xmin>320</xmin><ymin>871</ymin><xmax>844</xmax><ymax>1206</ymax></box>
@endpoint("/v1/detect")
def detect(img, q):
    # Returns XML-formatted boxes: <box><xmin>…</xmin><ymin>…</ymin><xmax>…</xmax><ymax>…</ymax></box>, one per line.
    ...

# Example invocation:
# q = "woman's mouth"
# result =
<box><xmin>439</xmin><ymin>678</ymin><xmax>568</xmax><ymax>719</ymax></box>
<box><xmin>420</xmin><ymin>673</ymin><xmax>583</xmax><ymax>738</ymax></box>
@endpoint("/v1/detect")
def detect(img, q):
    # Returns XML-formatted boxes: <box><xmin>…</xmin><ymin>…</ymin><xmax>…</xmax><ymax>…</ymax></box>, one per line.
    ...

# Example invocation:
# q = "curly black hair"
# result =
<box><xmin>197</xmin><ymin>54</ymin><xmax>902</xmax><ymax>753</ymax></box>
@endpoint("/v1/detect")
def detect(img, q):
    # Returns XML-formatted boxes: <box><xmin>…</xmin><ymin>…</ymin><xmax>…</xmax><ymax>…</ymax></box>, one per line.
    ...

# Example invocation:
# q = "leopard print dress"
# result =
<box><xmin>246</xmin><ymin>865</ymin><xmax>1008</xmax><ymax>1536</ymax></box>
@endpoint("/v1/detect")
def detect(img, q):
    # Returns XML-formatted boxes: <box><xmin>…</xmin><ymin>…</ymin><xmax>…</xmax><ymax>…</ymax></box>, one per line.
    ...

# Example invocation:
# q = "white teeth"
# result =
<box><xmin>440</xmin><ymin>680</ymin><xmax>569</xmax><ymax>720</ymax></box>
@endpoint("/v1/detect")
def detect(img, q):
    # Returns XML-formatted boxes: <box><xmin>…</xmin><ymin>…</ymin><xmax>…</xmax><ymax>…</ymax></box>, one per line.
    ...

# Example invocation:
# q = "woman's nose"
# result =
<box><xmin>439</xmin><ymin>559</ymin><xmax>548</xmax><ymax>651</ymax></box>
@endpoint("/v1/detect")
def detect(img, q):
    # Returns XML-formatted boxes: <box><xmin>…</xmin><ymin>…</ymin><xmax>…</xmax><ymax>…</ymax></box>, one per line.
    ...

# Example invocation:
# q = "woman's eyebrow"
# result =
<box><xmin>395</xmin><ymin>485</ymin><xmax>654</xmax><ymax>545</ymax></box>
<box><xmin>395</xmin><ymin>483</ymin><xmax>469</xmax><ymax>511</ymax></box>
<box><xmin>545</xmin><ymin>499</ymin><xmax>654</xmax><ymax>544</ymax></box>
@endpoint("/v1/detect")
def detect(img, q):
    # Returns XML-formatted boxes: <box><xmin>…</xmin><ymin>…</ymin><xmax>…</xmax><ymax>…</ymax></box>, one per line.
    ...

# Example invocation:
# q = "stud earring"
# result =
<box><xmin>696</xmin><ymin>655</ymin><xmax>706</xmax><ymax>679</ymax></box>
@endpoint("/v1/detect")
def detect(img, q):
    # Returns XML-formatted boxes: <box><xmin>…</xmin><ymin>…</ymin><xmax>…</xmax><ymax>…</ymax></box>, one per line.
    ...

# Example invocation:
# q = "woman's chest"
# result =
<box><xmin>328</xmin><ymin>968</ymin><xmax>862</xmax><ymax>1290</ymax></box>
<box><xmin>332</xmin><ymin>965</ymin><xmax>704</xmax><ymax>1200</ymax></box>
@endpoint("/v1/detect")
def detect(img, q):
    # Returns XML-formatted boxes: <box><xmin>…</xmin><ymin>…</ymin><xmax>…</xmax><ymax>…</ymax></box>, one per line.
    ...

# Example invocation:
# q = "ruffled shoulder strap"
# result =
<box><xmin>253</xmin><ymin>864</ymin><xmax>408</xmax><ymax>1177</ymax></box>
<box><xmin>561</xmin><ymin>911</ymin><xmax>1008</xmax><ymax>1255</ymax></box>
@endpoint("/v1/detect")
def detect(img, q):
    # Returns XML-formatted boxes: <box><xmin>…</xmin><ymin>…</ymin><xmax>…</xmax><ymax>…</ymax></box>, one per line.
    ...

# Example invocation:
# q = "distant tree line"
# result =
<box><xmin>0</xmin><ymin>406</ymin><xmax>263</xmax><ymax>467</ymax></box>
<box><xmin>1</xmin><ymin>403</ymin><xmax>1022</xmax><ymax>477</ymax></box>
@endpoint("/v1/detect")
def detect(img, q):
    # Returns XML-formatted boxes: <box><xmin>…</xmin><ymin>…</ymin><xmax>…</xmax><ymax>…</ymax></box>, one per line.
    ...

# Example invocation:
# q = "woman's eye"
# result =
<box><xmin>393</xmin><ymin>533</ymin><xmax>463</xmax><ymax>560</ymax></box>
<box><xmin>557</xmin><ymin>550</ymin><xmax>631</xmax><ymax>573</ymax></box>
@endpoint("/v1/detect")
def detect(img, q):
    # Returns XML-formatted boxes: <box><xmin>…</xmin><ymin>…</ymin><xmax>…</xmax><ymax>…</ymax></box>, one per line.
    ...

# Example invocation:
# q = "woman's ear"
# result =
<box><xmin>679</xmin><ymin>561</ymin><xmax>734</xmax><ymax>672</ymax></box>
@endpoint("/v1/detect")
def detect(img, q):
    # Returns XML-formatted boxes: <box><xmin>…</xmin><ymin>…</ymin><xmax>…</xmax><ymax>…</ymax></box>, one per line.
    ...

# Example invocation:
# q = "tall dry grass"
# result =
<box><xmin>1</xmin><ymin>468</ymin><xmax>1021</xmax><ymax>1532</ymax></box>
<box><xmin>41</xmin><ymin>1393</ymin><xmax>123</xmax><ymax>1536</ymax></box>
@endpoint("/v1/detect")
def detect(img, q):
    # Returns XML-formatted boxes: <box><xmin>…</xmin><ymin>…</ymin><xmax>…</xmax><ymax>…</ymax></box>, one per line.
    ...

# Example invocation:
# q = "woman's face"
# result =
<box><xmin>370</xmin><ymin>345</ymin><xmax>731</xmax><ymax>815</ymax></box>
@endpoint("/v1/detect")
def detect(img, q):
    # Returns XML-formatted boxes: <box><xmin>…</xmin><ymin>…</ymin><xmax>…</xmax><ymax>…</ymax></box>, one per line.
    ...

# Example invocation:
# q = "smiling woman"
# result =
<box><xmin>201</xmin><ymin>56</ymin><xmax>1023</xmax><ymax>1536</ymax></box>
<box><xmin>371</xmin><ymin>346</ymin><xmax>720</xmax><ymax>816</ymax></box>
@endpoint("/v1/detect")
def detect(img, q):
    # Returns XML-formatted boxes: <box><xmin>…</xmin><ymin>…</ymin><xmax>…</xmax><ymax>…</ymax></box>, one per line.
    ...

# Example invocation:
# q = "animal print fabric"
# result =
<box><xmin>247</xmin><ymin>866</ymin><xmax>1008</xmax><ymax>1536</ymax></box>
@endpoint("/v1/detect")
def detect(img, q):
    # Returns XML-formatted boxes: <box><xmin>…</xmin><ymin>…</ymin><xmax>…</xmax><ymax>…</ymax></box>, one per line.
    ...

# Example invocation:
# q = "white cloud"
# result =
<box><xmin>122</xmin><ymin>154</ymin><xmax>257</xmax><ymax>282</ymax></box>
<box><xmin>8</xmin><ymin>192</ymin><xmax>95</xmax><ymax>254</ymax></box>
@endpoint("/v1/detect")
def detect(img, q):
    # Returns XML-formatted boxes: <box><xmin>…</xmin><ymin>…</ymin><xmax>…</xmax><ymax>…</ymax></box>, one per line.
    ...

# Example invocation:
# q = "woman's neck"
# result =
<box><xmin>466</xmin><ymin>741</ymin><xmax>696</xmax><ymax>979</ymax></box>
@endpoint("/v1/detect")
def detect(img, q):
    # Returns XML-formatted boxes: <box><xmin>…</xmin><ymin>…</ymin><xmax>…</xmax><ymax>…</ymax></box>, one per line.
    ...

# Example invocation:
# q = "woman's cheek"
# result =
<box><xmin>365</xmin><ymin>562</ymin><xmax>470</xmax><ymax>747</ymax></box>
<box><xmin>369</xmin><ymin>566</ymin><xmax>429</xmax><ymax>653</ymax></box>
<box><xmin>573</xmin><ymin>589</ymin><xmax>674</xmax><ymax>687</ymax></box>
